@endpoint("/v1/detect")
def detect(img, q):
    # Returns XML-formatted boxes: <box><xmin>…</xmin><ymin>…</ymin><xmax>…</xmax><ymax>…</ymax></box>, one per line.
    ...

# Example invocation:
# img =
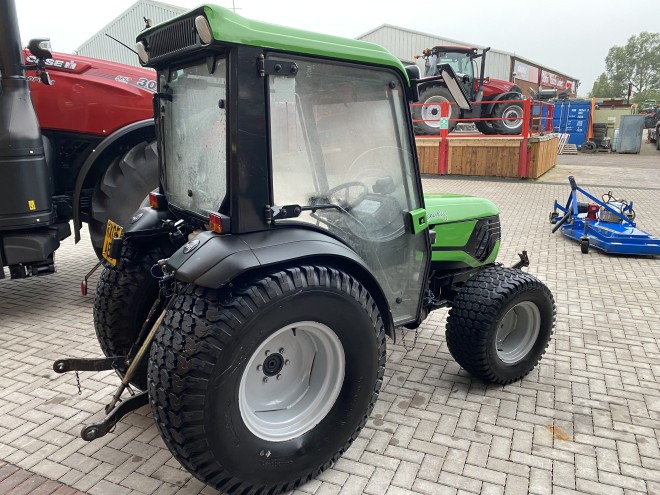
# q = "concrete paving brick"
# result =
<box><xmin>3</xmin><ymin>170</ymin><xmax>660</xmax><ymax>495</ymax></box>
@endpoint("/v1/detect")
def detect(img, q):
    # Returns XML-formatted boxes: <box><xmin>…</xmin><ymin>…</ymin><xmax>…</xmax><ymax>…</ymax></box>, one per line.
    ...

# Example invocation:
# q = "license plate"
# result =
<box><xmin>102</xmin><ymin>219</ymin><xmax>123</xmax><ymax>266</ymax></box>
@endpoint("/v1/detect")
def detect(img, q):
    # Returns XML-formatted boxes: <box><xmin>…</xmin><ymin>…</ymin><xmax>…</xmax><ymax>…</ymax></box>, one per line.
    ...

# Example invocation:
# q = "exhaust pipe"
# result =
<box><xmin>0</xmin><ymin>0</ymin><xmax>54</xmax><ymax>230</ymax></box>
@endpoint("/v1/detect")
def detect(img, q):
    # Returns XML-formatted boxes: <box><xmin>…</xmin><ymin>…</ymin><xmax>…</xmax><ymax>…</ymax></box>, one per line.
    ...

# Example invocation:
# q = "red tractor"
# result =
<box><xmin>412</xmin><ymin>46</ymin><xmax>524</xmax><ymax>135</ymax></box>
<box><xmin>0</xmin><ymin>0</ymin><xmax>157</xmax><ymax>279</ymax></box>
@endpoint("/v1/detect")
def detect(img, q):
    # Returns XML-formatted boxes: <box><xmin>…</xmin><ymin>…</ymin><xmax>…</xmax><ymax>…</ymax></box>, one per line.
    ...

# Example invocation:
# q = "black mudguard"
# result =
<box><xmin>482</xmin><ymin>91</ymin><xmax>523</xmax><ymax>116</ymax></box>
<box><xmin>167</xmin><ymin>228</ymin><xmax>395</xmax><ymax>338</ymax></box>
<box><xmin>72</xmin><ymin>119</ymin><xmax>155</xmax><ymax>243</ymax></box>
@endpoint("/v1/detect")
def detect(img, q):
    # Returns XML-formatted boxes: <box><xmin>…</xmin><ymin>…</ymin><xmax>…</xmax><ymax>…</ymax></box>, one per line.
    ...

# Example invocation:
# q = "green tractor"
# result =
<box><xmin>55</xmin><ymin>5</ymin><xmax>555</xmax><ymax>493</ymax></box>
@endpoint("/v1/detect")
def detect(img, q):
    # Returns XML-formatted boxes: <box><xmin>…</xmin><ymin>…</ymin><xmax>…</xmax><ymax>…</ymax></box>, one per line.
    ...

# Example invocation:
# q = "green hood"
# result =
<box><xmin>424</xmin><ymin>194</ymin><xmax>499</xmax><ymax>225</ymax></box>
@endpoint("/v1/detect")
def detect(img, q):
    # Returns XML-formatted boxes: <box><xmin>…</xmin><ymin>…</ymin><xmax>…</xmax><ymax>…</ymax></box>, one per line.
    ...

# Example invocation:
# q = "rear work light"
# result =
<box><xmin>149</xmin><ymin>192</ymin><xmax>167</xmax><ymax>209</ymax></box>
<box><xmin>209</xmin><ymin>212</ymin><xmax>224</xmax><ymax>233</ymax></box>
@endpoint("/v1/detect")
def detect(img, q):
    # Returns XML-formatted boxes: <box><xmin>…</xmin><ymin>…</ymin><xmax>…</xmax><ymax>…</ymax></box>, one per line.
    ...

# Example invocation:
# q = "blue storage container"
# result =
<box><xmin>552</xmin><ymin>100</ymin><xmax>591</xmax><ymax>146</ymax></box>
<box><xmin>567</xmin><ymin>131</ymin><xmax>586</xmax><ymax>147</ymax></box>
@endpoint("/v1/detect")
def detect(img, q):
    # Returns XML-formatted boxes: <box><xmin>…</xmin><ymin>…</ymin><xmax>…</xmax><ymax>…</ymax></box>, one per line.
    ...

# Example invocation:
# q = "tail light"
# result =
<box><xmin>149</xmin><ymin>192</ymin><xmax>167</xmax><ymax>209</ymax></box>
<box><xmin>209</xmin><ymin>212</ymin><xmax>224</xmax><ymax>233</ymax></box>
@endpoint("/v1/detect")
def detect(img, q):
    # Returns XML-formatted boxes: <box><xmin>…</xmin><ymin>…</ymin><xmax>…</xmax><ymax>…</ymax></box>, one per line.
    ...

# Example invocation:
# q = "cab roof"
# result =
<box><xmin>141</xmin><ymin>4</ymin><xmax>407</xmax><ymax>77</ymax></box>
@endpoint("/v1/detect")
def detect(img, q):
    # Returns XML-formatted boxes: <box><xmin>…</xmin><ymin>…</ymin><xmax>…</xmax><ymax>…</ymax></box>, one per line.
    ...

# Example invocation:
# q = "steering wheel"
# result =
<box><xmin>323</xmin><ymin>181</ymin><xmax>368</xmax><ymax>210</ymax></box>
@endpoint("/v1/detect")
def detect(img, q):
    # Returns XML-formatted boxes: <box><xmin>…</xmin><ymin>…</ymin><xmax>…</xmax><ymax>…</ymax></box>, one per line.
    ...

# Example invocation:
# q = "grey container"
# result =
<box><xmin>616</xmin><ymin>115</ymin><xmax>645</xmax><ymax>153</ymax></box>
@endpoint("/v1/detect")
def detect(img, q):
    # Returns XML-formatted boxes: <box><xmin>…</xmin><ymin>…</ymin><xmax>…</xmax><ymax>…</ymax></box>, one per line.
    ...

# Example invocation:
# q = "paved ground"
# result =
<box><xmin>1</xmin><ymin>140</ymin><xmax>659</xmax><ymax>495</ymax></box>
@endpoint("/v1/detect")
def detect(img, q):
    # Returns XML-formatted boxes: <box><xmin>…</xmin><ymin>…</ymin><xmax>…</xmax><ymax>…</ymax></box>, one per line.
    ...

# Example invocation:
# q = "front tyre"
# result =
<box><xmin>148</xmin><ymin>265</ymin><xmax>386</xmax><ymax>493</ymax></box>
<box><xmin>445</xmin><ymin>266</ymin><xmax>555</xmax><ymax>384</ymax></box>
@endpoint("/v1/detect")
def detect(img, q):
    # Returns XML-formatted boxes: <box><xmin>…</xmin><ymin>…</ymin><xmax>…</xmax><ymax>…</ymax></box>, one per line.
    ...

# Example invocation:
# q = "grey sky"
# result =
<box><xmin>16</xmin><ymin>0</ymin><xmax>659</xmax><ymax>96</ymax></box>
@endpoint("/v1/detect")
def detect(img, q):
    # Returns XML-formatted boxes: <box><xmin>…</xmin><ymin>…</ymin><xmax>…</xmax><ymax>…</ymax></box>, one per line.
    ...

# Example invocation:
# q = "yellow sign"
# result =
<box><xmin>28</xmin><ymin>200</ymin><xmax>36</xmax><ymax>211</ymax></box>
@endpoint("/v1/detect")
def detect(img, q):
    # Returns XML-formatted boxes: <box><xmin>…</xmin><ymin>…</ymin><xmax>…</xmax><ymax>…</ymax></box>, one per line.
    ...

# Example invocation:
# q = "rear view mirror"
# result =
<box><xmin>28</xmin><ymin>38</ymin><xmax>52</xmax><ymax>60</ymax></box>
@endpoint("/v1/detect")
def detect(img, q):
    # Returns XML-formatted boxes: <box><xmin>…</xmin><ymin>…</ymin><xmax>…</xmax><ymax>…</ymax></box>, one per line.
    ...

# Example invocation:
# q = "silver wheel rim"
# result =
<box><xmin>495</xmin><ymin>301</ymin><xmax>541</xmax><ymax>364</ymax></box>
<box><xmin>238</xmin><ymin>321</ymin><xmax>345</xmax><ymax>442</ymax></box>
<box><xmin>421</xmin><ymin>96</ymin><xmax>452</xmax><ymax>129</ymax></box>
<box><xmin>501</xmin><ymin>105</ymin><xmax>523</xmax><ymax>130</ymax></box>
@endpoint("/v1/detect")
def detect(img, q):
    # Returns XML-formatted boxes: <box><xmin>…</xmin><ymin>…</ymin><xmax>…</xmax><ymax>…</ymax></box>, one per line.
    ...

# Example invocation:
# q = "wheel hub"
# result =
<box><xmin>495</xmin><ymin>301</ymin><xmax>541</xmax><ymax>365</ymax></box>
<box><xmin>262</xmin><ymin>352</ymin><xmax>284</xmax><ymax>377</ymax></box>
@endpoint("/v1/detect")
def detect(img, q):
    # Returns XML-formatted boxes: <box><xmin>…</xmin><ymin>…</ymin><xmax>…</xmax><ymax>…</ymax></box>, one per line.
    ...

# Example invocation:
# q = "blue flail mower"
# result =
<box><xmin>550</xmin><ymin>176</ymin><xmax>660</xmax><ymax>256</ymax></box>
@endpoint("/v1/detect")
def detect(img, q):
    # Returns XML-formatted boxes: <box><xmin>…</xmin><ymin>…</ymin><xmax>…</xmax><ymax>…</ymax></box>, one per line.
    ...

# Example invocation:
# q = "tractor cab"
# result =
<box><xmin>133</xmin><ymin>6</ymin><xmax>433</xmax><ymax>327</ymax></box>
<box><xmin>419</xmin><ymin>46</ymin><xmax>485</xmax><ymax>99</ymax></box>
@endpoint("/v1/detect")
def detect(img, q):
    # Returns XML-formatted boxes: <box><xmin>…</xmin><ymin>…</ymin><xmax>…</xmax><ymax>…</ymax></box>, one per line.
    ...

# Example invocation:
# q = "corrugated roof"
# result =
<box><xmin>358</xmin><ymin>24</ymin><xmax>579</xmax><ymax>82</ymax></box>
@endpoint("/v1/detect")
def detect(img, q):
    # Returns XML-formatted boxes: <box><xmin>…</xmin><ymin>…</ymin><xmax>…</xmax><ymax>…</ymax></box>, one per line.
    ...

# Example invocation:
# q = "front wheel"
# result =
<box><xmin>445</xmin><ymin>265</ymin><xmax>555</xmax><ymax>384</ymax></box>
<box><xmin>148</xmin><ymin>265</ymin><xmax>386</xmax><ymax>493</ymax></box>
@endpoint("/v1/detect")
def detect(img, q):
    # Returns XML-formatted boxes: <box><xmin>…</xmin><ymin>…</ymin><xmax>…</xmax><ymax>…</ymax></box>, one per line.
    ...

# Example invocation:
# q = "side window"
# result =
<box><xmin>268</xmin><ymin>56</ymin><xmax>428</xmax><ymax>325</ymax></box>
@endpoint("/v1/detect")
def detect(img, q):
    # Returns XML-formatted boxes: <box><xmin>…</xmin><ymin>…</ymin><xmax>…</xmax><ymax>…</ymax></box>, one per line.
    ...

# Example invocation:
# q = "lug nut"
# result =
<box><xmin>265</xmin><ymin>350</ymin><xmax>270</xmax><ymax>356</ymax></box>
<box><xmin>285</xmin><ymin>360</ymin><xmax>290</xmax><ymax>366</ymax></box>
<box><xmin>263</xmin><ymin>377</ymin><xmax>268</xmax><ymax>383</ymax></box>
<box><xmin>279</xmin><ymin>348</ymin><xmax>285</xmax><ymax>354</ymax></box>
<box><xmin>276</xmin><ymin>374</ymin><xmax>281</xmax><ymax>380</ymax></box>
<box><xmin>257</xmin><ymin>364</ymin><xmax>262</xmax><ymax>371</ymax></box>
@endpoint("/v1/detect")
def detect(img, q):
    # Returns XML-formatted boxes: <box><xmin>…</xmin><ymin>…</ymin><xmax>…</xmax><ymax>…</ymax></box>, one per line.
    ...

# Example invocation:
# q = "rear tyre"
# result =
<box><xmin>446</xmin><ymin>265</ymin><xmax>555</xmax><ymax>384</ymax></box>
<box><xmin>491</xmin><ymin>98</ymin><xmax>524</xmax><ymax>135</ymax></box>
<box><xmin>148</xmin><ymin>265</ymin><xmax>386</xmax><ymax>493</ymax></box>
<box><xmin>93</xmin><ymin>245</ymin><xmax>164</xmax><ymax>390</ymax></box>
<box><xmin>89</xmin><ymin>141</ymin><xmax>158</xmax><ymax>258</ymax></box>
<box><xmin>412</xmin><ymin>85</ymin><xmax>457</xmax><ymax>135</ymax></box>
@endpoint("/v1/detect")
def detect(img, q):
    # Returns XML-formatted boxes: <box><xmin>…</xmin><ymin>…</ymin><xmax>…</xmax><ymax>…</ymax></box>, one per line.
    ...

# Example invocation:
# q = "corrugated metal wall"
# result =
<box><xmin>76</xmin><ymin>0</ymin><xmax>186</xmax><ymax>67</ymax></box>
<box><xmin>359</xmin><ymin>25</ymin><xmax>512</xmax><ymax>82</ymax></box>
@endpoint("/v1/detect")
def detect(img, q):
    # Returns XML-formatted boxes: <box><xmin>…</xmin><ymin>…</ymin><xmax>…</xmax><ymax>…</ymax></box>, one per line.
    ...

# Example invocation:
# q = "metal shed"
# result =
<box><xmin>358</xmin><ymin>24</ymin><xmax>578</xmax><ymax>96</ymax></box>
<box><xmin>76</xmin><ymin>0</ymin><xmax>186</xmax><ymax>67</ymax></box>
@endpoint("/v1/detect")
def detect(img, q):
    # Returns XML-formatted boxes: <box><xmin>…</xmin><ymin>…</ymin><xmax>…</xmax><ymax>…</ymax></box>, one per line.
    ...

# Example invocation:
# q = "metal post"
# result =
<box><xmin>438</xmin><ymin>101</ymin><xmax>449</xmax><ymax>175</ymax></box>
<box><xmin>518</xmin><ymin>97</ymin><xmax>531</xmax><ymax>178</ymax></box>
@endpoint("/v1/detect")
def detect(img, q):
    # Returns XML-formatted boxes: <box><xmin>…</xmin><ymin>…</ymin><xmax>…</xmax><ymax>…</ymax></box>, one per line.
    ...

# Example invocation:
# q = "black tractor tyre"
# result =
<box><xmin>93</xmin><ymin>245</ymin><xmax>164</xmax><ymax>390</ymax></box>
<box><xmin>491</xmin><ymin>99</ymin><xmax>524</xmax><ymax>135</ymax></box>
<box><xmin>148</xmin><ymin>265</ymin><xmax>386</xmax><ymax>494</ymax></box>
<box><xmin>412</xmin><ymin>85</ymin><xmax>457</xmax><ymax>135</ymax></box>
<box><xmin>475</xmin><ymin>120</ymin><xmax>498</xmax><ymax>135</ymax></box>
<box><xmin>445</xmin><ymin>265</ymin><xmax>555</xmax><ymax>384</ymax></box>
<box><xmin>89</xmin><ymin>141</ymin><xmax>158</xmax><ymax>258</ymax></box>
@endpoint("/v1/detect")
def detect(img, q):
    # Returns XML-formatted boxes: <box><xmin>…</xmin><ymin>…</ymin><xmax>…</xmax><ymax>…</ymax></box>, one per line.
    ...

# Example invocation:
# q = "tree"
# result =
<box><xmin>597</xmin><ymin>32</ymin><xmax>660</xmax><ymax>100</ymax></box>
<box><xmin>589</xmin><ymin>72</ymin><xmax>625</xmax><ymax>98</ymax></box>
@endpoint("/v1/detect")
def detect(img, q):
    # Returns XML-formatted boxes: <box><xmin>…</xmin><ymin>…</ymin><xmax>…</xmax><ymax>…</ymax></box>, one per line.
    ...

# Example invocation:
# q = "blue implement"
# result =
<box><xmin>550</xmin><ymin>177</ymin><xmax>660</xmax><ymax>256</ymax></box>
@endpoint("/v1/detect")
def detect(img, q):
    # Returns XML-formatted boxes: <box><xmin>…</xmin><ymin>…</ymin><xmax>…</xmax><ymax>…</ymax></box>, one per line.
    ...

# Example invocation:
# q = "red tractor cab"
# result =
<box><xmin>412</xmin><ymin>46</ymin><xmax>524</xmax><ymax>135</ymax></box>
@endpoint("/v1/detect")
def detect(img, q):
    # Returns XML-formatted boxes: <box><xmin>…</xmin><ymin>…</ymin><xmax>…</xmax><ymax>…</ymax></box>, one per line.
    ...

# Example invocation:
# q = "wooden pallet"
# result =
<box><xmin>557</xmin><ymin>133</ymin><xmax>570</xmax><ymax>154</ymax></box>
<box><xmin>560</xmin><ymin>144</ymin><xmax>578</xmax><ymax>155</ymax></box>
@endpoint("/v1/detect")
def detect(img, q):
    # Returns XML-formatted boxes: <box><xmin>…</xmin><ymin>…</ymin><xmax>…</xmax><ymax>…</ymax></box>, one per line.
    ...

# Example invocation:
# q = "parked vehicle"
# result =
<box><xmin>649</xmin><ymin>120</ymin><xmax>660</xmax><ymax>150</ymax></box>
<box><xmin>0</xmin><ymin>0</ymin><xmax>156</xmax><ymax>279</ymax></box>
<box><xmin>53</xmin><ymin>5</ymin><xmax>556</xmax><ymax>493</ymax></box>
<box><xmin>412</xmin><ymin>46</ymin><xmax>525</xmax><ymax>135</ymax></box>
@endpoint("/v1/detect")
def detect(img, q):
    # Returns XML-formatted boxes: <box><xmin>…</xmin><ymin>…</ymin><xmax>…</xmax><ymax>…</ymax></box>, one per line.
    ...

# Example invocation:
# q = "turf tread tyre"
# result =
<box><xmin>93</xmin><ymin>245</ymin><xmax>163</xmax><ymax>389</ymax></box>
<box><xmin>446</xmin><ymin>265</ymin><xmax>555</xmax><ymax>384</ymax></box>
<box><xmin>148</xmin><ymin>265</ymin><xmax>386</xmax><ymax>494</ymax></box>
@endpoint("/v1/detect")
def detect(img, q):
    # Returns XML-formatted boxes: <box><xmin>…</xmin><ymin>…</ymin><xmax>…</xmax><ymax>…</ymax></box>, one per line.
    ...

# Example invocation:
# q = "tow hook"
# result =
<box><xmin>511</xmin><ymin>250</ymin><xmax>529</xmax><ymax>270</ymax></box>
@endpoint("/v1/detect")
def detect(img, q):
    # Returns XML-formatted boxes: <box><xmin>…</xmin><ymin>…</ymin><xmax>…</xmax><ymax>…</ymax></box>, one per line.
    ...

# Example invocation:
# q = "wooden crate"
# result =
<box><xmin>415</xmin><ymin>134</ymin><xmax>558</xmax><ymax>179</ymax></box>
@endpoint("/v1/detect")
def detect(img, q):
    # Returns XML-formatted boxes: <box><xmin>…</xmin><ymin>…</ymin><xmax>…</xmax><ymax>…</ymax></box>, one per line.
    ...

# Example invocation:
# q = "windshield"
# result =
<box><xmin>426</xmin><ymin>51</ymin><xmax>474</xmax><ymax>79</ymax></box>
<box><xmin>268</xmin><ymin>56</ymin><xmax>428</xmax><ymax>325</ymax></box>
<box><xmin>159</xmin><ymin>58</ymin><xmax>227</xmax><ymax>216</ymax></box>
